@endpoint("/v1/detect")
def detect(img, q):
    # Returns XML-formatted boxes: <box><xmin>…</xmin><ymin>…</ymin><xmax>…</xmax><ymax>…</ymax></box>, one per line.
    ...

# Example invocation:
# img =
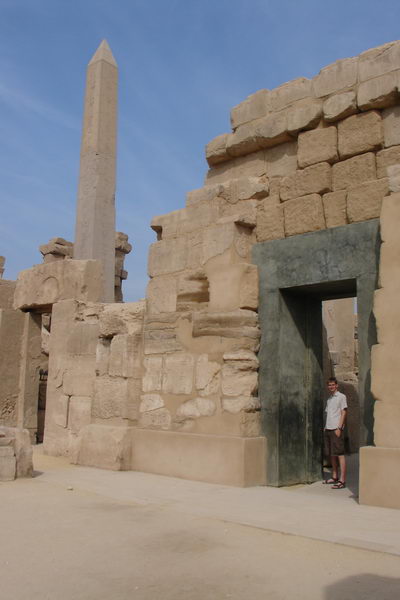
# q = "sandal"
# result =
<box><xmin>331</xmin><ymin>480</ymin><xmax>346</xmax><ymax>489</ymax></box>
<box><xmin>323</xmin><ymin>478</ymin><xmax>338</xmax><ymax>484</ymax></box>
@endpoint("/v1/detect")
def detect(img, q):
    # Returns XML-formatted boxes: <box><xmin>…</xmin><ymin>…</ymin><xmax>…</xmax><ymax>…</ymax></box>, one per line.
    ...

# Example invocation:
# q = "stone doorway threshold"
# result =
<box><xmin>30</xmin><ymin>446</ymin><xmax>399</xmax><ymax>556</ymax></box>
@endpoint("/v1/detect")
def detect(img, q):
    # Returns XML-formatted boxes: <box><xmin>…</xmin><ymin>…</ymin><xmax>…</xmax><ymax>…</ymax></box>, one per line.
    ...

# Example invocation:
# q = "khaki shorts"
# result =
<box><xmin>324</xmin><ymin>429</ymin><xmax>345</xmax><ymax>456</ymax></box>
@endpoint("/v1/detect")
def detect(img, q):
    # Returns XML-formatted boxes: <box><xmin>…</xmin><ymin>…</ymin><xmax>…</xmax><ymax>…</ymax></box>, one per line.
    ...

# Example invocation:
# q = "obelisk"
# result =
<box><xmin>73</xmin><ymin>40</ymin><xmax>117</xmax><ymax>302</ymax></box>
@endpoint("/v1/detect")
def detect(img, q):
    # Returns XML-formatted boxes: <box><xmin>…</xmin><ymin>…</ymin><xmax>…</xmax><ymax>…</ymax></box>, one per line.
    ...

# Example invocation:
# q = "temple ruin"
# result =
<box><xmin>1</xmin><ymin>39</ymin><xmax>400</xmax><ymax>510</ymax></box>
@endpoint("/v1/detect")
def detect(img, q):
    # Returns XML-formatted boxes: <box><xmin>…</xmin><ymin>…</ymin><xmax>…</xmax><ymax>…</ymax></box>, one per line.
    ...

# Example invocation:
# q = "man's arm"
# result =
<box><xmin>335</xmin><ymin>407</ymin><xmax>347</xmax><ymax>437</ymax></box>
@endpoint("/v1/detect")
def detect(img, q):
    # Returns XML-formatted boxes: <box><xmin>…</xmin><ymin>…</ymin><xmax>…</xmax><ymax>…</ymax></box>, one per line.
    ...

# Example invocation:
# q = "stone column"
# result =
<box><xmin>73</xmin><ymin>40</ymin><xmax>118</xmax><ymax>302</ymax></box>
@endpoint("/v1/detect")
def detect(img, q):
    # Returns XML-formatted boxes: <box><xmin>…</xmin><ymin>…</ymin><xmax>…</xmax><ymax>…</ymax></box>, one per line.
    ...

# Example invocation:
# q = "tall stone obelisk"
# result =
<box><xmin>74</xmin><ymin>40</ymin><xmax>117</xmax><ymax>302</ymax></box>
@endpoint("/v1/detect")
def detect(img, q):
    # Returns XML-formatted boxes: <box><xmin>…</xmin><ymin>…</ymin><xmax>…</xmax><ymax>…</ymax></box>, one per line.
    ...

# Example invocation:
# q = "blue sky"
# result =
<box><xmin>1</xmin><ymin>0</ymin><xmax>400</xmax><ymax>301</ymax></box>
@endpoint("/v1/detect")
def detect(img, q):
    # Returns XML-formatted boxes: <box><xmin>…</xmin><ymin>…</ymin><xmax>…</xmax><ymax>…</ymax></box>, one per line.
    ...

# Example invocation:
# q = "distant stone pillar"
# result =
<box><xmin>73</xmin><ymin>40</ymin><xmax>118</xmax><ymax>302</ymax></box>
<box><xmin>0</xmin><ymin>256</ymin><xmax>5</xmax><ymax>279</ymax></box>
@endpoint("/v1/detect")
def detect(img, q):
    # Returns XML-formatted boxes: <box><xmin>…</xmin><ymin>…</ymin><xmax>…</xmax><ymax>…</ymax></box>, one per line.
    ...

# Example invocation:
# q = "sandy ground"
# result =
<box><xmin>1</xmin><ymin>450</ymin><xmax>400</xmax><ymax>600</ymax></box>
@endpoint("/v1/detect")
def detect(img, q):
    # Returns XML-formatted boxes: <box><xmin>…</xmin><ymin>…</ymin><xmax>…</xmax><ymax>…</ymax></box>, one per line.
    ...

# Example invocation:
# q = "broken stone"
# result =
<box><xmin>323</xmin><ymin>91</ymin><xmax>357</xmax><ymax>122</ymax></box>
<box><xmin>221</xmin><ymin>361</ymin><xmax>258</xmax><ymax>397</ymax></box>
<box><xmin>186</xmin><ymin>184</ymin><xmax>224</xmax><ymax>207</ymax></box>
<box><xmin>222</xmin><ymin>396</ymin><xmax>261</xmax><ymax>414</ymax></box>
<box><xmin>382</xmin><ymin>106</ymin><xmax>400</xmax><ymax>148</ymax></box>
<box><xmin>265</xmin><ymin>142</ymin><xmax>298</xmax><ymax>177</ymax></box>
<box><xmin>207</xmin><ymin>263</ymin><xmax>258</xmax><ymax>312</ymax></box>
<box><xmin>230</xmin><ymin>89</ymin><xmax>270</xmax><ymax>130</ymax></box>
<box><xmin>148</xmin><ymin>238</ymin><xmax>187</xmax><ymax>278</ymax></box>
<box><xmin>376</xmin><ymin>146</ymin><xmax>400</xmax><ymax>178</ymax></box>
<box><xmin>205</xmin><ymin>133</ymin><xmax>230</xmax><ymax>166</ymax></box>
<box><xmin>192</xmin><ymin>309</ymin><xmax>260</xmax><ymax>339</ymax></box>
<box><xmin>287</xmin><ymin>98</ymin><xmax>322</xmax><ymax>134</ymax></box>
<box><xmin>144</xmin><ymin>329</ymin><xmax>183</xmax><ymax>355</ymax></box>
<box><xmin>92</xmin><ymin>376</ymin><xmax>128</xmax><ymax>419</ymax></box>
<box><xmin>357</xmin><ymin>71</ymin><xmax>400</xmax><ymax>110</ymax></box>
<box><xmin>220</xmin><ymin>176</ymin><xmax>268</xmax><ymax>203</ymax></box>
<box><xmin>176</xmin><ymin>397</ymin><xmax>216</xmax><ymax>419</ymax></box>
<box><xmin>142</xmin><ymin>356</ymin><xmax>163</xmax><ymax>392</ymax></box>
<box><xmin>139</xmin><ymin>408</ymin><xmax>171</xmax><ymax>430</ymax></box>
<box><xmin>162</xmin><ymin>353</ymin><xmax>194</xmax><ymax>395</ymax></box>
<box><xmin>269</xmin><ymin>77</ymin><xmax>313</xmax><ymax>111</ymax></box>
<box><xmin>358</xmin><ymin>40</ymin><xmax>400</xmax><ymax>82</ymax></box>
<box><xmin>195</xmin><ymin>355</ymin><xmax>221</xmax><ymax>396</ymax></box>
<box><xmin>313</xmin><ymin>57</ymin><xmax>358</xmax><ymax>97</ymax></box>
<box><xmin>139</xmin><ymin>393</ymin><xmax>164</xmax><ymax>413</ymax></box>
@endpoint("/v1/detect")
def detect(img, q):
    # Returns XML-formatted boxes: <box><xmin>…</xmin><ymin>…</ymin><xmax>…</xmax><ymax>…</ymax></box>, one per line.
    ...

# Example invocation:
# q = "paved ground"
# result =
<box><xmin>1</xmin><ymin>448</ymin><xmax>400</xmax><ymax>600</ymax></box>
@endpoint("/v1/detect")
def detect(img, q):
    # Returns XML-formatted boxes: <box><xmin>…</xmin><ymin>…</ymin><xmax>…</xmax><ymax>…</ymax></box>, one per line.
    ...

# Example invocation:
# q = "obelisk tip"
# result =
<box><xmin>88</xmin><ymin>39</ymin><xmax>117</xmax><ymax>67</ymax></box>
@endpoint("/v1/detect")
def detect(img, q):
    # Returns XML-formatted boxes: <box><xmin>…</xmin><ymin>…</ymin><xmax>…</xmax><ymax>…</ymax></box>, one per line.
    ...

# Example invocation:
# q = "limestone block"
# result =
<box><xmin>382</xmin><ymin>106</ymin><xmax>400</xmax><ymax>148</ymax></box>
<box><xmin>0</xmin><ymin>280</ymin><xmax>16</xmax><ymax>309</ymax></box>
<box><xmin>230</xmin><ymin>89</ymin><xmax>270</xmax><ymax>130</ymax></box>
<box><xmin>322</xmin><ymin>191</ymin><xmax>347</xmax><ymax>228</ymax></box>
<box><xmin>205</xmin><ymin>133</ymin><xmax>230</xmax><ymax>166</ymax></box>
<box><xmin>92</xmin><ymin>376</ymin><xmax>128</xmax><ymax>419</ymax></box>
<box><xmin>193</xmin><ymin>309</ymin><xmax>260</xmax><ymax>339</ymax></box>
<box><xmin>387</xmin><ymin>164</ymin><xmax>400</xmax><ymax>193</ymax></box>
<box><xmin>313</xmin><ymin>57</ymin><xmax>358</xmax><ymax>97</ymax></box>
<box><xmin>222</xmin><ymin>396</ymin><xmax>261</xmax><ymax>414</ymax></box>
<box><xmin>62</xmin><ymin>360</ymin><xmax>95</xmax><ymax>397</ymax></box>
<box><xmin>225</xmin><ymin>121</ymin><xmax>259</xmax><ymax>157</ymax></box>
<box><xmin>146</xmin><ymin>275</ymin><xmax>177</xmax><ymax>315</ymax></box>
<box><xmin>323</xmin><ymin>91</ymin><xmax>357</xmax><ymax>122</ymax></box>
<box><xmin>358</xmin><ymin>41</ymin><xmax>400</xmax><ymax>82</ymax></box>
<box><xmin>220</xmin><ymin>176</ymin><xmax>268</xmax><ymax>203</ymax></box>
<box><xmin>347</xmin><ymin>178</ymin><xmax>389</xmax><ymax>223</ymax></box>
<box><xmin>195</xmin><ymin>355</ymin><xmax>221</xmax><ymax>396</ymax></box>
<box><xmin>179</xmin><ymin>200</ymin><xmax>219</xmax><ymax>235</ymax></box>
<box><xmin>151</xmin><ymin>209</ymin><xmax>183</xmax><ymax>239</ymax></box>
<box><xmin>206</xmin><ymin>151</ymin><xmax>267</xmax><ymax>187</ymax></box>
<box><xmin>98</xmin><ymin>312</ymin><xmax>126</xmax><ymax>338</ymax></box>
<box><xmin>332</xmin><ymin>153</ymin><xmax>376</xmax><ymax>191</ymax></box>
<box><xmin>39</xmin><ymin>237</ymin><xmax>73</xmax><ymax>261</ymax></box>
<box><xmin>66</xmin><ymin>322</ymin><xmax>99</xmax><ymax>357</ymax></box>
<box><xmin>359</xmin><ymin>446</ymin><xmax>400</xmax><ymax>510</ymax></box>
<box><xmin>74</xmin><ymin>424</ymin><xmax>132</xmax><ymax>470</ymax></box>
<box><xmin>144</xmin><ymin>329</ymin><xmax>183</xmax><ymax>355</ymax></box>
<box><xmin>284</xmin><ymin>194</ymin><xmax>326</xmax><ymax>236</ymax></box>
<box><xmin>297</xmin><ymin>127</ymin><xmax>338</xmax><ymax>168</ymax></box>
<box><xmin>0</xmin><ymin>427</ymin><xmax>32</xmax><ymax>478</ymax></box>
<box><xmin>139</xmin><ymin>393</ymin><xmax>164</xmax><ymax>412</ymax></box>
<box><xmin>139</xmin><ymin>408</ymin><xmax>171</xmax><ymax>430</ymax></box>
<box><xmin>376</xmin><ymin>146</ymin><xmax>400</xmax><ymax>178</ymax></box>
<box><xmin>269</xmin><ymin>78</ymin><xmax>313</xmax><ymax>111</ymax></box>
<box><xmin>186</xmin><ymin>183</ymin><xmax>223</xmax><ymax>207</ymax></box>
<box><xmin>357</xmin><ymin>71</ymin><xmax>400</xmax><ymax>110</ymax></box>
<box><xmin>256</xmin><ymin>195</ymin><xmax>285</xmax><ymax>242</ymax></box>
<box><xmin>176</xmin><ymin>397</ymin><xmax>216</xmax><ymax>420</ymax></box>
<box><xmin>109</xmin><ymin>334</ymin><xmax>138</xmax><ymax>378</ymax></box>
<box><xmin>14</xmin><ymin>259</ymin><xmax>103</xmax><ymax>311</ymax></box>
<box><xmin>202</xmin><ymin>220</ymin><xmax>253</xmax><ymax>264</ymax></box>
<box><xmin>264</xmin><ymin>142</ymin><xmax>297</xmax><ymax>177</ymax></box>
<box><xmin>148</xmin><ymin>237</ymin><xmax>187</xmax><ymax>277</ymax></box>
<box><xmin>287</xmin><ymin>98</ymin><xmax>322</xmax><ymax>134</ymax></box>
<box><xmin>142</xmin><ymin>356</ymin><xmax>163</xmax><ymax>392</ymax></box>
<box><xmin>223</xmin><ymin>349</ymin><xmax>259</xmax><ymax>367</ymax></box>
<box><xmin>280</xmin><ymin>162</ymin><xmax>331</xmax><ymax>201</ymax></box>
<box><xmin>54</xmin><ymin>394</ymin><xmax>70</xmax><ymax>428</ymax></box>
<box><xmin>162</xmin><ymin>353</ymin><xmax>194</xmax><ymax>395</ymax></box>
<box><xmin>337</xmin><ymin>111</ymin><xmax>383</xmax><ymax>159</ymax></box>
<box><xmin>227</xmin><ymin>112</ymin><xmax>290</xmax><ymax>158</ymax></box>
<box><xmin>177</xmin><ymin>271</ymin><xmax>209</xmax><ymax>306</ymax></box>
<box><xmin>0</xmin><ymin>448</ymin><xmax>16</xmax><ymax>481</ymax></box>
<box><xmin>95</xmin><ymin>338</ymin><xmax>110</xmax><ymax>376</ymax></box>
<box><xmin>207</xmin><ymin>263</ymin><xmax>258</xmax><ymax>312</ymax></box>
<box><xmin>221</xmin><ymin>360</ymin><xmax>258</xmax><ymax>397</ymax></box>
<box><xmin>68</xmin><ymin>396</ymin><xmax>92</xmax><ymax>434</ymax></box>
<box><xmin>186</xmin><ymin>230</ymin><xmax>203</xmax><ymax>270</ymax></box>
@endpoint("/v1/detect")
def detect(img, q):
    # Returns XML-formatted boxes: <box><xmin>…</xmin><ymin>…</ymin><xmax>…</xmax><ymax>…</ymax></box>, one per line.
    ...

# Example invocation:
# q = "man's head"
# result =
<box><xmin>327</xmin><ymin>377</ymin><xmax>338</xmax><ymax>394</ymax></box>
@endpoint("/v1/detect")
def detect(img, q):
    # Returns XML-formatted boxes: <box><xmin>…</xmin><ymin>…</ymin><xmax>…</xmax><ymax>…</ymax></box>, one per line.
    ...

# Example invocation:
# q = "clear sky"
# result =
<box><xmin>1</xmin><ymin>0</ymin><xmax>400</xmax><ymax>301</ymax></box>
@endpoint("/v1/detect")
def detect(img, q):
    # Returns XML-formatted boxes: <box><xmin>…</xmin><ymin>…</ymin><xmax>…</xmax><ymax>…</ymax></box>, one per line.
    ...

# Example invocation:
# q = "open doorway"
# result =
<box><xmin>254</xmin><ymin>220</ymin><xmax>380</xmax><ymax>487</ymax></box>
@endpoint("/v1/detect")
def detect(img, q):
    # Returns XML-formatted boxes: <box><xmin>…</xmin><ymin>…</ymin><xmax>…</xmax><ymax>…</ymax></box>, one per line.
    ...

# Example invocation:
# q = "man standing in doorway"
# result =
<box><xmin>323</xmin><ymin>377</ymin><xmax>347</xmax><ymax>489</ymax></box>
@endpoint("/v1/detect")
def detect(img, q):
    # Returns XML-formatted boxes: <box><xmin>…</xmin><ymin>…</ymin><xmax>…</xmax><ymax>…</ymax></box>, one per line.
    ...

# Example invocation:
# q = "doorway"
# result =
<box><xmin>253</xmin><ymin>221</ymin><xmax>380</xmax><ymax>487</ymax></box>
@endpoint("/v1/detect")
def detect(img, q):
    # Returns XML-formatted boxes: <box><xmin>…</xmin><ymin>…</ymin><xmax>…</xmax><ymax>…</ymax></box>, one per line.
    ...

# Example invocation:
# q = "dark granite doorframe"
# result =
<box><xmin>253</xmin><ymin>221</ymin><xmax>380</xmax><ymax>487</ymax></box>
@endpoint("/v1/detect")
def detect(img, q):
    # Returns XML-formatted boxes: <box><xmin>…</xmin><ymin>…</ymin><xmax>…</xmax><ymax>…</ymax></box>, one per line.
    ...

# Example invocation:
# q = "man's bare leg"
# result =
<box><xmin>338</xmin><ymin>454</ymin><xmax>346</xmax><ymax>483</ymax></box>
<box><xmin>330</xmin><ymin>455</ymin><xmax>339</xmax><ymax>480</ymax></box>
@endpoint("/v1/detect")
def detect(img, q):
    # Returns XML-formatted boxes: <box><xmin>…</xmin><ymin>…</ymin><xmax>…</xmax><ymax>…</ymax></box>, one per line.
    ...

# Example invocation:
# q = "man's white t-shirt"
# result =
<box><xmin>325</xmin><ymin>391</ymin><xmax>347</xmax><ymax>430</ymax></box>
